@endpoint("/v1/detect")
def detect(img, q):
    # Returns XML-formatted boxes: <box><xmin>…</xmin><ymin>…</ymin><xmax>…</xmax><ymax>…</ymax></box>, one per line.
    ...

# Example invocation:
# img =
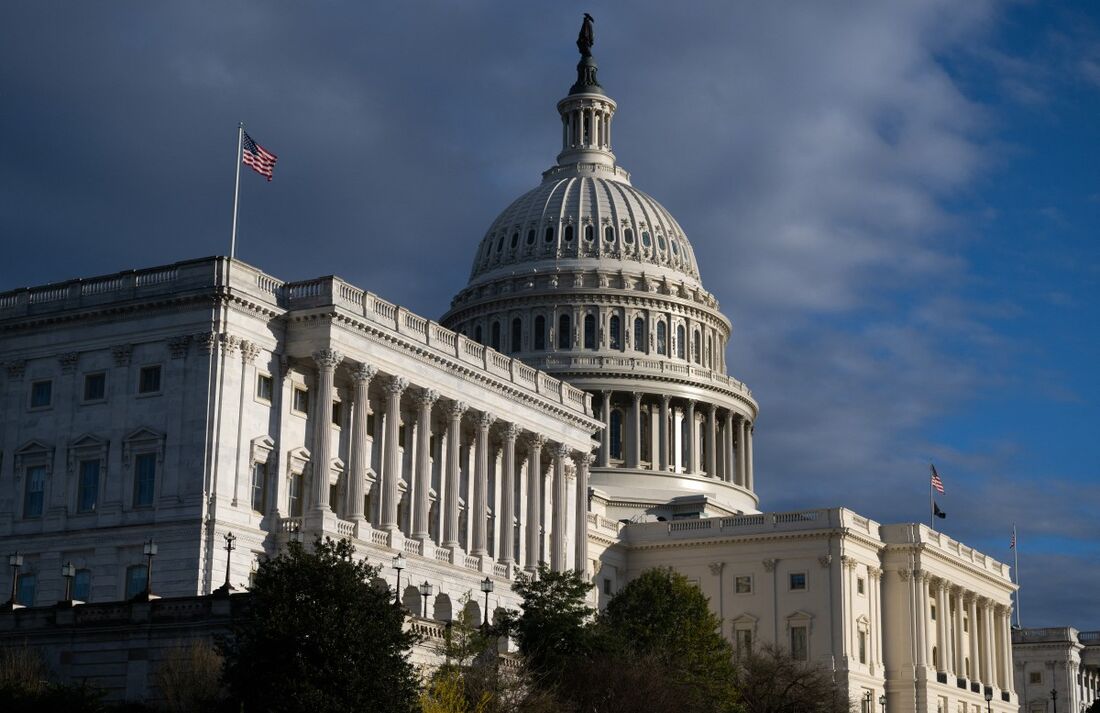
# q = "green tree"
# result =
<box><xmin>221</xmin><ymin>537</ymin><xmax>419</xmax><ymax>713</ymax></box>
<box><xmin>734</xmin><ymin>644</ymin><xmax>851</xmax><ymax>713</ymax></box>
<box><xmin>593</xmin><ymin>567</ymin><xmax>741</xmax><ymax>712</ymax></box>
<box><xmin>506</xmin><ymin>565</ymin><xmax>594</xmax><ymax>682</ymax></box>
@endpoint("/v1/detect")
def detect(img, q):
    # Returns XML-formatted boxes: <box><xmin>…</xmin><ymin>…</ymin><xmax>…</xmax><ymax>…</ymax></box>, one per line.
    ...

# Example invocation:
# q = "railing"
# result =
<box><xmin>135</xmin><ymin>267</ymin><xmax>177</xmax><ymax>286</ymax></box>
<box><xmin>434</xmin><ymin>547</ymin><xmax>452</xmax><ymax>563</ymax></box>
<box><xmin>335</xmin><ymin>519</ymin><xmax>357</xmax><ymax>538</ymax></box>
<box><xmin>403</xmin><ymin>539</ymin><xmax>422</xmax><ymax>556</ymax></box>
<box><xmin>531</xmin><ymin>355</ymin><xmax>753</xmax><ymax>398</ymax></box>
<box><xmin>669</xmin><ymin>519</ymin><xmax>713</xmax><ymax>533</ymax></box>
<box><xmin>29</xmin><ymin>286</ymin><xmax>67</xmax><ymax>304</ymax></box>
<box><xmin>287</xmin><ymin>280</ymin><xmax>324</xmax><ymax>300</ymax></box>
<box><xmin>493</xmin><ymin>562</ymin><xmax>509</xmax><ymax>578</ymax></box>
<box><xmin>720</xmin><ymin>514</ymin><xmax>766</xmax><ymax>528</ymax></box>
<box><xmin>464</xmin><ymin>555</ymin><xmax>481</xmax><ymax>571</ymax></box>
<box><xmin>1079</xmin><ymin>631</ymin><xmax>1100</xmax><ymax>643</ymax></box>
<box><xmin>370</xmin><ymin>529</ymin><xmax>389</xmax><ymax>546</ymax></box>
<box><xmin>82</xmin><ymin>276</ymin><xmax>124</xmax><ymax>295</ymax></box>
<box><xmin>1013</xmin><ymin>627</ymin><xmax>1075</xmax><ymax>642</ymax></box>
<box><xmin>278</xmin><ymin>517</ymin><xmax>303</xmax><ymax>533</ymax></box>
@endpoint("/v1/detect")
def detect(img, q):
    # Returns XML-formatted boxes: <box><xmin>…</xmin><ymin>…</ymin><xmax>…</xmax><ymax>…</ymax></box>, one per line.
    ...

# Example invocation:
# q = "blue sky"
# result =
<box><xmin>1</xmin><ymin>2</ymin><xmax>1097</xmax><ymax>628</ymax></box>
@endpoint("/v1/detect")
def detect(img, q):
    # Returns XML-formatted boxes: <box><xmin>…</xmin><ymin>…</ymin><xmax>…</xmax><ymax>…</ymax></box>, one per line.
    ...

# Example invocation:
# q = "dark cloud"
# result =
<box><xmin>1</xmin><ymin>2</ymin><xmax>1094</xmax><ymax>628</ymax></box>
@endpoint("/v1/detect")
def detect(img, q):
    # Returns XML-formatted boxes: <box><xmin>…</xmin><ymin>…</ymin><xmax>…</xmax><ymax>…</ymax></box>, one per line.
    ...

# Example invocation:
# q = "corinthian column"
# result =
<box><xmin>966</xmin><ymin>595</ymin><xmax>979</xmax><ymax>680</ymax></box>
<box><xmin>346</xmin><ymin>362</ymin><xmax>377</xmax><ymax>520</ymax></box>
<box><xmin>630</xmin><ymin>391</ymin><xmax>642</xmax><ymax>468</ymax></box>
<box><xmin>685</xmin><ymin>399</ymin><xmax>697</xmax><ymax>474</ymax></box>
<box><xmin>411</xmin><ymin>389</ymin><xmax>439</xmax><ymax>541</ymax></box>
<box><xmin>659</xmin><ymin>394</ymin><xmax>671</xmax><ymax>471</ymax></box>
<box><xmin>599</xmin><ymin>391</ymin><xmax>611</xmax><ymax>466</ymax></box>
<box><xmin>574</xmin><ymin>450</ymin><xmax>593</xmax><ymax>573</ymax></box>
<box><xmin>524</xmin><ymin>435</ymin><xmax>545</xmax><ymax>571</ymax></box>
<box><xmin>471</xmin><ymin>410</ymin><xmax>495</xmax><ymax>556</ymax></box>
<box><xmin>723</xmin><ymin>410</ymin><xmax>735</xmax><ymax>482</ymax></box>
<box><xmin>736</xmin><ymin>417</ymin><xmax>747</xmax><ymax>486</ymax></box>
<box><xmin>380</xmin><ymin>375</ymin><xmax>408</xmax><ymax>530</ymax></box>
<box><xmin>746</xmin><ymin>421</ymin><xmax>755</xmax><ymax>491</ymax></box>
<box><xmin>311</xmin><ymin>349</ymin><xmax>342</xmax><ymax>512</ymax></box>
<box><xmin>499</xmin><ymin>423</ymin><xmax>519</xmax><ymax>566</ymax></box>
<box><xmin>706</xmin><ymin>403</ymin><xmax>718</xmax><ymax>477</ymax></box>
<box><xmin>551</xmin><ymin>442</ymin><xmax>570</xmax><ymax>572</ymax></box>
<box><xmin>442</xmin><ymin>400</ymin><xmax>468</xmax><ymax>548</ymax></box>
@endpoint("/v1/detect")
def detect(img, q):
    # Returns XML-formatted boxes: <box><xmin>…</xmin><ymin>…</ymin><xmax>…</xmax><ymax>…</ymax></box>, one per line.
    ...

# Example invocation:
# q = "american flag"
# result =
<box><xmin>242</xmin><ymin>131</ymin><xmax>277</xmax><ymax>181</ymax></box>
<box><xmin>930</xmin><ymin>464</ymin><xmax>945</xmax><ymax>494</ymax></box>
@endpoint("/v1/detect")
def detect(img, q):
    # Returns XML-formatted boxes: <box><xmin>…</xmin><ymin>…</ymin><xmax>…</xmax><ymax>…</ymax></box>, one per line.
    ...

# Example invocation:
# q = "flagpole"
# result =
<box><xmin>1013</xmin><ymin>524</ymin><xmax>1021</xmax><ymax>628</ymax></box>
<box><xmin>230</xmin><ymin>122</ymin><xmax>244</xmax><ymax>260</ymax></box>
<box><xmin>929</xmin><ymin>465</ymin><xmax>934</xmax><ymax>530</ymax></box>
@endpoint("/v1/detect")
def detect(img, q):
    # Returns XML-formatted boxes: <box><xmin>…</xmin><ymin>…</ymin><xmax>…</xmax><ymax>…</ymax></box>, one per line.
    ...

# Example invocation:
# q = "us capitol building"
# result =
<box><xmin>0</xmin><ymin>23</ymin><xmax>1045</xmax><ymax>713</ymax></box>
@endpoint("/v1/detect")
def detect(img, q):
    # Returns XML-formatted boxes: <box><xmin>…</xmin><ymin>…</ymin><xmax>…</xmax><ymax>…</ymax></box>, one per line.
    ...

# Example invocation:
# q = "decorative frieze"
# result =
<box><xmin>111</xmin><ymin>344</ymin><xmax>132</xmax><ymax>367</ymax></box>
<box><xmin>58</xmin><ymin>352</ymin><xmax>80</xmax><ymax>373</ymax></box>
<box><xmin>4</xmin><ymin>359</ymin><xmax>26</xmax><ymax>379</ymax></box>
<box><xmin>167</xmin><ymin>335</ymin><xmax>191</xmax><ymax>359</ymax></box>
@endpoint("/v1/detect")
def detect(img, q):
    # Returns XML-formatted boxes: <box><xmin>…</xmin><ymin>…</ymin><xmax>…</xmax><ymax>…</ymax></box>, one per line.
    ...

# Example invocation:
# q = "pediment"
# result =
<box><xmin>70</xmin><ymin>433</ymin><xmax>108</xmax><ymax>450</ymax></box>
<box><xmin>15</xmin><ymin>439</ymin><xmax>52</xmax><ymax>456</ymax></box>
<box><xmin>123</xmin><ymin>427</ymin><xmax>165</xmax><ymax>444</ymax></box>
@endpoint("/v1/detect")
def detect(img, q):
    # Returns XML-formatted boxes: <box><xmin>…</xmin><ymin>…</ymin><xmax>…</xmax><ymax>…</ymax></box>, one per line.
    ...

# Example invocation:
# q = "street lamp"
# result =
<box><xmin>215</xmin><ymin>532</ymin><xmax>237</xmax><ymax>594</ymax></box>
<box><xmin>879</xmin><ymin>693</ymin><xmax>887</xmax><ymax>713</ymax></box>
<box><xmin>1051</xmin><ymin>688</ymin><xmax>1058</xmax><ymax>713</ymax></box>
<box><xmin>418</xmin><ymin>580</ymin><xmax>433</xmax><ymax>619</ymax></box>
<box><xmin>863</xmin><ymin>692</ymin><xmax>872</xmax><ymax>712</ymax></box>
<box><xmin>142</xmin><ymin>539</ymin><xmax>158</xmax><ymax>598</ymax></box>
<box><xmin>61</xmin><ymin>561</ymin><xmax>76</xmax><ymax>602</ymax></box>
<box><xmin>480</xmin><ymin>576</ymin><xmax>494</xmax><ymax>628</ymax></box>
<box><xmin>6</xmin><ymin>553</ymin><xmax>24</xmax><ymax>609</ymax></box>
<box><xmin>392</xmin><ymin>553</ymin><xmax>406</xmax><ymax>606</ymax></box>
<box><xmin>984</xmin><ymin>687</ymin><xmax>993</xmax><ymax>713</ymax></box>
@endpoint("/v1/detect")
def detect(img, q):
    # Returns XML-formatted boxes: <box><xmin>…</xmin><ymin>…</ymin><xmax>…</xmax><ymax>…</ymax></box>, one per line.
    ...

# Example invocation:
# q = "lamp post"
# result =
<box><xmin>142</xmin><ymin>539</ymin><xmax>158</xmax><ymax>598</ymax></box>
<box><xmin>392</xmin><ymin>553</ymin><xmax>406</xmax><ymax>606</ymax></box>
<box><xmin>215</xmin><ymin>532</ymin><xmax>236</xmax><ymax>594</ymax></box>
<box><xmin>984</xmin><ymin>687</ymin><xmax>993</xmax><ymax>713</ymax></box>
<box><xmin>1051</xmin><ymin>688</ymin><xmax>1058</xmax><ymax>713</ymax></box>
<box><xmin>480</xmin><ymin>576</ymin><xmax>494</xmax><ymax>628</ymax></box>
<box><xmin>6</xmin><ymin>553</ymin><xmax>24</xmax><ymax>608</ymax></box>
<box><xmin>879</xmin><ymin>693</ymin><xmax>886</xmax><ymax>713</ymax></box>
<box><xmin>61</xmin><ymin>561</ymin><xmax>76</xmax><ymax>602</ymax></box>
<box><xmin>419</xmin><ymin>580</ymin><xmax>433</xmax><ymax>619</ymax></box>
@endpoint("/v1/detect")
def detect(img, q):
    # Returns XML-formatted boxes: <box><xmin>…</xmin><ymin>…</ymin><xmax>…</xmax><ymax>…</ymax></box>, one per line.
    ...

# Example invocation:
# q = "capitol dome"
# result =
<box><xmin>442</xmin><ymin>31</ymin><xmax>760</xmax><ymax>520</ymax></box>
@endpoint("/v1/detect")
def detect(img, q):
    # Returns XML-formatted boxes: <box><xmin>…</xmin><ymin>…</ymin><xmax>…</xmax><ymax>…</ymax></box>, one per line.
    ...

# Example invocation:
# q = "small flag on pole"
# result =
<box><xmin>241</xmin><ymin>131</ymin><xmax>277</xmax><ymax>181</ymax></box>
<box><xmin>933</xmin><ymin>502</ymin><xmax>946</xmax><ymax>519</ymax></box>
<box><xmin>1010</xmin><ymin>527</ymin><xmax>1016</xmax><ymax>549</ymax></box>
<box><xmin>930</xmin><ymin>464</ymin><xmax>945</xmax><ymax>494</ymax></box>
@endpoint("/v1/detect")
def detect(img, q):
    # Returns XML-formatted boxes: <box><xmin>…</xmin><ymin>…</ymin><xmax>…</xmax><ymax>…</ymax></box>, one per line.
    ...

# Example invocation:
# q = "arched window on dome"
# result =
<box><xmin>584</xmin><ymin>225</ymin><xmax>594</xmax><ymax>242</ymax></box>
<box><xmin>475</xmin><ymin>324</ymin><xmax>483</xmax><ymax>344</ymax></box>
<box><xmin>584</xmin><ymin>314</ymin><xmax>596</xmax><ymax>350</ymax></box>
<box><xmin>623</xmin><ymin>228</ymin><xmax>635</xmax><ymax>245</ymax></box>
<box><xmin>564</xmin><ymin>225</ymin><xmax>574</xmax><ymax>242</ymax></box>
<box><xmin>609</xmin><ymin>315</ymin><xmax>621</xmax><ymax>351</ymax></box>
<box><xmin>604</xmin><ymin>226</ymin><xmax>615</xmax><ymax>242</ymax></box>
<box><xmin>491</xmin><ymin>321</ymin><xmax>501</xmax><ymax>351</ymax></box>
<box><xmin>496</xmin><ymin>235</ymin><xmax>505</xmax><ymax>253</ymax></box>
<box><xmin>526</xmin><ymin>229</ymin><xmax>536</xmax><ymax>246</ymax></box>
<box><xmin>693</xmin><ymin>330</ymin><xmax>701</xmax><ymax>364</ymax></box>
<box><xmin>510</xmin><ymin>232</ymin><xmax>519</xmax><ymax>249</ymax></box>
<box><xmin>676</xmin><ymin>325</ymin><xmax>686</xmax><ymax>360</ymax></box>
<box><xmin>545</xmin><ymin>226</ymin><xmax>555</xmax><ymax>244</ymax></box>
<box><xmin>534</xmin><ymin>315</ymin><xmax>546</xmax><ymax>350</ymax></box>
<box><xmin>656</xmin><ymin>321</ymin><xmax>667</xmax><ymax>356</ymax></box>
<box><xmin>633</xmin><ymin>317</ymin><xmax>646</xmax><ymax>353</ymax></box>
<box><xmin>610</xmin><ymin>409</ymin><xmax>623</xmax><ymax>460</ymax></box>
<box><xmin>558</xmin><ymin>314</ymin><xmax>571</xmax><ymax>349</ymax></box>
<box><xmin>641</xmin><ymin>231</ymin><xmax>652</xmax><ymax>248</ymax></box>
<box><xmin>511</xmin><ymin>318</ymin><xmax>522</xmax><ymax>352</ymax></box>
<box><xmin>657</xmin><ymin>234</ymin><xmax>667</xmax><ymax>251</ymax></box>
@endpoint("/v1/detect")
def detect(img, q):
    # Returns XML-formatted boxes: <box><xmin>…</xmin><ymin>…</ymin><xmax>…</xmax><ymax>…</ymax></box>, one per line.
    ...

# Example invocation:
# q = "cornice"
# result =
<box><xmin>622</xmin><ymin>525</ymin><xmax>886</xmax><ymax>554</ymax></box>
<box><xmin>882</xmin><ymin>542</ymin><xmax>1015</xmax><ymax>592</ymax></box>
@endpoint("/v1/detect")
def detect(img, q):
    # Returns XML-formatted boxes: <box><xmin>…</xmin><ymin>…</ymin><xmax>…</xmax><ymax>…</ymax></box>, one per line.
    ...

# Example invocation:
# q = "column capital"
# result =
<box><xmin>762</xmin><ymin>558</ymin><xmax>778</xmax><ymax>572</ymax></box>
<box><xmin>552</xmin><ymin>442</ymin><xmax>571</xmax><ymax>459</ymax></box>
<box><xmin>685</xmin><ymin>398</ymin><xmax>697</xmax><ymax>409</ymax></box>
<box><xmin>660</xmin><ymin>393</ymin><xmax>671</xmax><ymax>405</ymax></box>
<box><xmin>708</xmin><ymin>561</ymin><xmax>725</xmax><ymax>576</ymax></box>
<box><xmin>312</xmin><ymin>348</ymin><xmax>343</xmax><ymax>369</ymax></box>
<box><xmin>897</xmin><ymin>569</ymin><xmax>912</xmax><ymax>582</ymax></box>
<box><xmin>476</xmin><ymin>411</ymin><xmax>496</xmax><ymax>429</ymax></box>
<box><xmin>525</xmin><ymin>433</ymin><xmax>547</xmax><ymax>451</ymax></box>
<box><xmin>708</xmin><ymin>402</ymin><xmax>718</xmax><ymax>415</ymax></box>
<box><xmin>572</xmin><ymin>450</ymin><xmax>596</xmax><ymax>467</ymax></box>
<box><xmin>501</xmin><ymin>422</ymin><xmax>520</xmax><ymax>441</ymax></box>
<box><xmin>962</xmin><ymin>592</ymin><xmax>976</xmax><ymax>605</ymax></box>
<box><xmin>631</xmin><ymin>390</ymin><xmax>642</xmax><ymax>403</ymax></box>
<box><xmin>383</xmin><ymin>375</ymin><xmax>409</xmax><ymax>395</ymax></box>
<box><xmin>414</xmin><ymin>388</ymin><xmax>440</xmax><ymax>407</ymax></box>
<box><xmin>445</xmin><ymin>400</ymin><xmax>469</xmax><ymax>420</ymax></box>
<box><xmin>350</xmin><ymin>362</ymin><xmax>378</xmax><ymax>383</ymax></box>
<box><xmin>867</xmin><ymin>566</ymin><xmax>882</xmax><ymax>579</ymax></box>
<box><xmin>819</xmin><ymin>554</ymin><xmax>834</xmax><ymax>568</ymax></box>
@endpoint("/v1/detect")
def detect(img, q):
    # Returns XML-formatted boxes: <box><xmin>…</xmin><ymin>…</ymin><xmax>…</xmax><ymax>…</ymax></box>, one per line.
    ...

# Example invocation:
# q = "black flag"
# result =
<box><xmin>934</xmin><ymin>502</ymin><xmax>947</xmax><ymax>519</ymax></box>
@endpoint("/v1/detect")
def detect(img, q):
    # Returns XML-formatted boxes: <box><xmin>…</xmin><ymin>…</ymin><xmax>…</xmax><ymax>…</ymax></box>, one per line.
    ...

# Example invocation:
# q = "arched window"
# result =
<box><xmin>605</xmin><ymin>226</ymin><xmax>615</xmax><ymax>242</ymax></box>
<box><xmin>511</xmin><ymin>318</ymin><xmax>522</xmax><ymax>352</ymax></box>
<box><xmin>510</xmin><ymin>232</ymin><xmax>519</xmax><ymax>248</ymax></box>
<box><xmin>564</xmin><ymin>225</ymin><xmax>574</xmax><ymax>242</ymax></box>
<box><xmin>545</xmin><ymin>226</ymin><xmax>555</xmax><ymax>243</ymax></box>
<box><xmin>496</xmin><ymin>235</ymin><xmax>505</xmax><ymax>253</ymax></box>
<box><xmin>584</xmin><ymin>314</ymin><xmax>596</xmax><ymax>350</ymax></box>
<box><xmin>633</xmin><ymin>317</ymin><xmax>645</xmax><ymax>352</ymax></box>
<box><xmin>656</xmin><ymin>321</ymin><xmax>667</xmax><ymax>355</ymax></box>
<box><xmin>490</xmin><ymin>321</ymin><xmax>501</xmax><ymax>351</ymax></box>
<box><xmin>693</xmin><ymin>330</ymin><xmax>701</xmax><ymax>363</ymax></box>
<box><xmin>657</xmin><ymin>234</ymin><xmax>667</xmax><ymax>251</ymax></box>
<box><xmin>584</xmin><ymin>225</ymin><xmax>594</xmax><ymax>241</ymax></box>
<box><xmin>641</xmin><ymin>231</ymin><xmax>652</xmax><ymax>248</ymax></box>
<box><xmin>624</xmin><ymin>228</ymin><xmax>635</xmax><ymax>244</ymax></box>
<box><xmin>610</xmin><ymin>409</ymin><xmax>623</xmax><ymax>460</ymax></box>
<box><xmin>474</xmin><ymin>324</ymin><xmax>483</xmax><ymax>344</ymax></box>
<box><xmin>526</xmin><ymin>229</ymin><xmax>536</xmax><ymax>245</ymax></box>
<box><xmin>676</xmin><ymin>325</ymin><xmax>686</xmax><ymax>359</ymax></box>
<box><xmin>534</xmin><ymin>315</ymin><xmax>546</xmax><ymax>350</ymax></box>
<box><xmin>558</xmin><ymin>314</ymin><xmax>571</xmax><ymax>349</ymax></box>
<box><xmin>609</xmin><ymin>315</ymin><xmax>621</xmax><ymax>350</ymax></box>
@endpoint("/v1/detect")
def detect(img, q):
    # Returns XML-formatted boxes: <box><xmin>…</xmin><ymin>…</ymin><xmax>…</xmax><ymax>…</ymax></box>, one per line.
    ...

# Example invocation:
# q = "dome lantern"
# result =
<box><xmin>555</xmin><ymin>14</ymin><xmax>618</xmax><ymax>172</ymax></box>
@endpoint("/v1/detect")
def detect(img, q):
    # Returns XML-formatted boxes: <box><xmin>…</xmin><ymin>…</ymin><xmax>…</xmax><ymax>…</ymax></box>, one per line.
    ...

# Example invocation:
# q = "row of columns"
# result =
<box><xmin>910</xmin><ymin>571</ymin><xmax>1014</xmax><ymax>693</ymax></box>
<box><xmin>598</xmin><ymin>390</ymin><xmax>753</xmax><ymax>487</ymax></box>
<box><xmin>308</xmin><ymin>349</ymin><xmax>593</xmax><ymax>573</ymax></box>
<box><xmin>564</xmin><ymin>105</ymin><xmax>611</xmax><ymax>150</ymax></box>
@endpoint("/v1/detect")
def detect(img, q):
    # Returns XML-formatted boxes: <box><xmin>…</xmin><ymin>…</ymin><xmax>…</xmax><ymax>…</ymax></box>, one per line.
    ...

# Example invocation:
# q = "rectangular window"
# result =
<box><xmin>23</xmin><ymin>465</ymin><xmax>46</xmax><ymax>518</ymax></box>
<box><xmin>30</xmin><ymin>379</ymin><xmax>52</xmax><ymax>408</ymax></box>
<box><xmin>859</xmin><ymin>630</ymin><xmax>867</xmax><ymax>664</ymax></box>
<box><xmin>77</xmin><ymin>459</ymin><xmax>100</xmax><ymax>513</ymax></box>
<box><xmin>367</xmin><ymin>413</ymin><xmax>376</xmax><ymax>434</ymax></box>
<box><xmin>250</xmin><ymin>462</ymin><xmax>267</xmax><ymax>513</ymax></box>
<box><xmin>292</xmin><ymin>387</ymin><xmax>309</xmax><ymax>414</ymax></box>
<box><xmin>790</xmin><ymin>625</ymin><xmax>808</xmax><ymax>661</ymax></box>
<box><xmin>736</xmin><ymin>629</ymin><xmax>753</xmax><ymax>656</ymax></box>
<box><xmin>603</xmin><ymin>578</ymin><xmax>612</xmax><ymax>595</ymax></box>
<box><xmin>329</xmin><ymin>484</ymin><xmax>338</xmax><ymax>513</ymax></box>
<box><xmin>138</xmin><ymin>365</ymin><xmax>162</xmax><ymax>394</ymax></box>
<box><xmin>931</xmin><ymin>603</ymin><xmax>937</xmax><ymax>621</ymax></box>
<box><xmin>789</xmin><ymin>572</ymin><xmax>807</xmax><ymax>591</ymax></box>
<box><xmin>16</xmin><ymin>573</ymin><xmax>36</xmax><ymax>606</ymax></box>
<box><xmin>734</xmin><ymin>575</ymin><xmax>753</xmax><ymax>594</ymax></box>
<box><xmin>332</xmin><ymin>400</ymin><xmax>342</xmax><ymax>426</ymax></box>
<box><xmin>73</xmin><ymin>569</ymin><xmax>92</xmax><ymax>601</ymax></box>
<box><xmin>256</xmin><ymin>374</ymin><xmax>274</xmax><ymax>401</ymax></box>
<box><xmin>83</xmin><ymin>372</ymin><xmax>106</xmax><ymax>402</ymax></box>
<box><xmin>857</xmin><ymin>577</ymin><xmax>865</xmax><ymax>595</ymax></box>
<box><xmin>133</xmin><ymin>453</ymin><xmax>156</xmax><ymax>507</ymax></box>
<box><xmin>398</xmin><ymin>424</ymin><xmax>407</xmax><ymax>448</ymax></box>
<box><xmin>125</xmin><ymin>565</ymin><xmax>148</xmax><ymax>599</ymax></box>
<box><xmin>1029</xmin><ymin>672</ymin><xmax>1042</xmax><ymax>684</ymax></box>
<box><xmin>288</xmin><ymin>473</ymin><xmax>303</xmax><ymax>517</ymax></box>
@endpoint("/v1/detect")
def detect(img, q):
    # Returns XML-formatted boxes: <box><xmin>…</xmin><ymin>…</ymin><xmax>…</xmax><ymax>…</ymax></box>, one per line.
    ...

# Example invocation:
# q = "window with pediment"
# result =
<box><xmin>68</xmin><ymin>434</ymin><xmax>108</xmax><ymax>514</ymax></box>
